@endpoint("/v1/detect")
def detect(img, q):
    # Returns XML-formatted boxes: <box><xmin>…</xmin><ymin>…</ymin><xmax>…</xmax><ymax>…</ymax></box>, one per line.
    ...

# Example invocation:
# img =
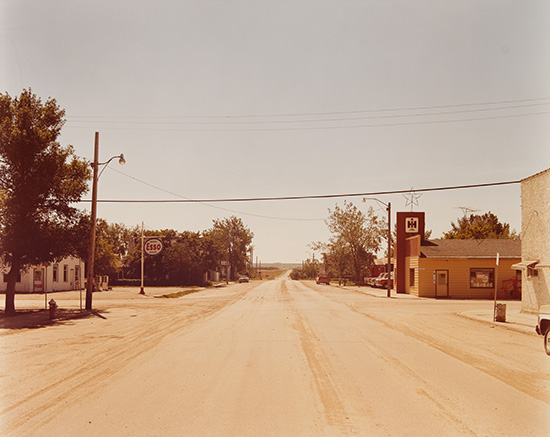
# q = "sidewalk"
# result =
<box><xmin>342</xmin><ymin>284</ymin><xmax>538</xmax><ymax>335</ymax></box>
<box><xmin>459</xmin><ymin>307</ymin><xmax>538</xmax><ymax>335</ymax></box>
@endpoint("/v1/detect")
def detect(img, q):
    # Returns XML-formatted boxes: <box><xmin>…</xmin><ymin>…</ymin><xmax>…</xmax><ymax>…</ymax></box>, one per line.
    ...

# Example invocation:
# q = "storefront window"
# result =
<box><xmin>470</xmin><ymin>268</ymin><xmax>494</xmax><ymax>288</ymax></box>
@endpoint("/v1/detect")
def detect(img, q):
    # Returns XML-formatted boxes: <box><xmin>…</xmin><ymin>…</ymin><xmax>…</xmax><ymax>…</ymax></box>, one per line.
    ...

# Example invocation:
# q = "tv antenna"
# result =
<box><xmin>455</xmin><ymin>206</ymin><xmax>479</xmax><ymax>217</ymax></box>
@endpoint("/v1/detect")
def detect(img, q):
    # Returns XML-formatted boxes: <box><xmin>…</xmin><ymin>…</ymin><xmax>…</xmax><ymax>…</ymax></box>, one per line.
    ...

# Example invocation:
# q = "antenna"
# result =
<box><xmin>455</xmin><ymin>206</ymin><xmax>480</xmax><ymax>217</ymax></box>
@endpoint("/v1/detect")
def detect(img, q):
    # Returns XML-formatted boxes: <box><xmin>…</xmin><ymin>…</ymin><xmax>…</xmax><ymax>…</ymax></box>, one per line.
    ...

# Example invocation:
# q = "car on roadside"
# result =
<box><xmin>366</xmin><ymin>276</ymin><xmax>379</xmax><ymax>287</ymax></box>
<box><xmin>316</xmin><ymin>275</ymin><xmax>331</xmax><ymax>285</ymax></box>
<box><xmin>374</xmin><ymin>272</ymin><xmax>393</xmax><ymax>288</ymax></box>
<box><xmin>535</xmin><ymin>305</ymin><xmax>550</xmax><ymax>355</ymax></box>
<box><xmin>238</xmin><ymin>276</ymin><xmax>249</xmax><ymax>283</ymax></box>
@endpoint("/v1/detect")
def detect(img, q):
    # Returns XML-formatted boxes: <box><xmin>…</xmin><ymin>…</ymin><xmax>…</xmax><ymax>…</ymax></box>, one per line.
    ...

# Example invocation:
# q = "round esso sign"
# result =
<box><xmin>144</xmin><ymin>238</ymin><xmax>163</xmax><ymax>256</ymax></box>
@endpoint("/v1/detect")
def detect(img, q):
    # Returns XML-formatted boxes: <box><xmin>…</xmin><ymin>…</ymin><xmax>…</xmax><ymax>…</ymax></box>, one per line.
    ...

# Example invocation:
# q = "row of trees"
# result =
<box><xmin>0</xmin><ymin>89</ymin><xmax>253</xmax><ymax>313</ymax></box>
<box><xmin>292</xmin><ymin>202</ymin><xmax>517</xmax><ymax>284</ymax></box>
<box><xmin>93</xmin><ymin>217</ymin><xmax>254</xmax><ymax>286</ymax></box>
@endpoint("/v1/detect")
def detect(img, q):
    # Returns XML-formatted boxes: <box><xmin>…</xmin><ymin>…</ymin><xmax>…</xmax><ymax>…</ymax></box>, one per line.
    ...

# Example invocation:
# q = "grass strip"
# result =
<box><xmin>154</xmin><ymin>288</ymin><xmax>202</xmax><ymax>299</ymax></box>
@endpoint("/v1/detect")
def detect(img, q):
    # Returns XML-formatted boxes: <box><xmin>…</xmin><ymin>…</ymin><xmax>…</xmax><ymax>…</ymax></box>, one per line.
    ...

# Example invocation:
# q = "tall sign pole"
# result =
<box><xmin>140</xmin><ymin>222</ymin><xmax>145</xmax><ymax>295</ymax></box>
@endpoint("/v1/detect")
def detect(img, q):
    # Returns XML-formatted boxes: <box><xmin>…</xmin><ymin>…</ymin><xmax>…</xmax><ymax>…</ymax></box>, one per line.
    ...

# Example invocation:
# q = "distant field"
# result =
<box><xmin>260</xmin><ymin>269</ymin><xmax>285</xmax><ymax>280</ymax></box>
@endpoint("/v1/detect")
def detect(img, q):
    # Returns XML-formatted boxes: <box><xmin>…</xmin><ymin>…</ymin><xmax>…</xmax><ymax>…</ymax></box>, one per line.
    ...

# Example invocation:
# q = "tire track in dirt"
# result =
<box><xmin>286</xmin><ymin>280</ymin><xmax>357</xmax><ymax>435</ymax></box>
<box><xmin>2</xmin><ymin>287</ymin><xmax>252</xmax><ymax>434</ymax></box>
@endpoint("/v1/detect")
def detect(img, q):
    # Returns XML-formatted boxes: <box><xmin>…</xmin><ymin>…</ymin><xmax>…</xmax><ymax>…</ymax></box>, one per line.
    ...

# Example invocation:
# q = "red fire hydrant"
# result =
<box><xmin>49</xmin><ymin>299</ymin><xmax>58</xmax><ymax>319</ymax></box>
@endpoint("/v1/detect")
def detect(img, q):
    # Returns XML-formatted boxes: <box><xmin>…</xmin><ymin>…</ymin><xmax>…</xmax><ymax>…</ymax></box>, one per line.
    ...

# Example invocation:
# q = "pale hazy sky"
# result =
<box><xmin>2</xmin><ymin>0</ymin><xmax>549</xmax><ymax>262</ymax></box>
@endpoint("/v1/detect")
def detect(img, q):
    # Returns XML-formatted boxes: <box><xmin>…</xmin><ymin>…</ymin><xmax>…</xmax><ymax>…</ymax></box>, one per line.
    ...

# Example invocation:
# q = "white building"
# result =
<box><xmin>0</xmin><ymin>256</ymin><xmax>84</xmax><ymax>293</ymax></box>
<box><xmin>512</xmin><ymin>168</ymin><xmax>550</xmax><ymax>312</ymax></box>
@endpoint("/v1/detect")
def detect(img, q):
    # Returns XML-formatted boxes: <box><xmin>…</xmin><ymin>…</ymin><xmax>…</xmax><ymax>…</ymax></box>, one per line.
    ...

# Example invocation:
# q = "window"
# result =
<box><xmin>53</xmin><ymin>264</ymin><xmax>59</xmax><ymax>282</ymax></box>
<box><xmin>63</xmin><ymin>265</ymin><xmax>68</xmax><ymax>282</ymax></box>
<box><xmin>409</xmin><ymin>268</ymin><xmax>415</xmax><ymax>287</ymax></box>
<box><xmin>470</xmin><ymin>268</ymin><xmax>494</xmax><ymax>288</ymax></box>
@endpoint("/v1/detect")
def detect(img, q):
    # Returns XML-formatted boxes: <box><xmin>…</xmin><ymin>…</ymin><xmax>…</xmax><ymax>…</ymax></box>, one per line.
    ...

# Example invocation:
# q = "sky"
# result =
<box><xmin>2</xmin><ymin>0</ymin><xmax>549</xmax><ymax>263</ymax></box>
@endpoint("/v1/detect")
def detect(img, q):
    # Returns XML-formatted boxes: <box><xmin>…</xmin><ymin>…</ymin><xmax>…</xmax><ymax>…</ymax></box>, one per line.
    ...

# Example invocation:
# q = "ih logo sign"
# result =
<box><xmin>406</xmin><ymin>217</ymin><xmax>419</xmax><ymax>233</ymax></box>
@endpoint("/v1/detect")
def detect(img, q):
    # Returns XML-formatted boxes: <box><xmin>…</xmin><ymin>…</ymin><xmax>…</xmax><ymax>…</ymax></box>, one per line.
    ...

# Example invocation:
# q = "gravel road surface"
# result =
<box><xmin>1</xmin><ymin>272</ymin><xmax>548</xmax><ymax>436</ymax></box>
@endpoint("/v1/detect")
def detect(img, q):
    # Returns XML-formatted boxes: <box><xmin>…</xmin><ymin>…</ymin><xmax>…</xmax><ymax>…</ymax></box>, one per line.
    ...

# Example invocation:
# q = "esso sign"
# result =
<box><xmin>144</xmin><ymin>238</ymin><xmax>163</xmax><ymax>256</ymax></box>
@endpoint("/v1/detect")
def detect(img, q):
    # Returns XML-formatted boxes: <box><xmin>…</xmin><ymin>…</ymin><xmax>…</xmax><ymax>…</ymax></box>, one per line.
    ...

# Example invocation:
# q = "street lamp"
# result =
<box><xmin>363</xmin><ymin>198</ymin><xmax>392</xmax><ymax>298</ymax></box>
<box><xmin>86</xmin><ymin>132</ymin><xmax>125</xmax><ymax>310</ymax></box>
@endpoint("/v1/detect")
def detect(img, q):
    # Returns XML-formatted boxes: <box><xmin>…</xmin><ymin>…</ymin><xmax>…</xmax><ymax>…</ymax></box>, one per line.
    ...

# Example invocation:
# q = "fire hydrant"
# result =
<box><xmin>49</xmin><ymin>299</ymin><xmax>58</xmax><ymax>319</ymax></box>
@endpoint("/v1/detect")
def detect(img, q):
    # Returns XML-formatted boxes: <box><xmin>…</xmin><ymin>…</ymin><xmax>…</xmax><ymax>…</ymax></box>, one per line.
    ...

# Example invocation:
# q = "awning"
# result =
<box><xmin>511</xmin><ymin>260</ymin><xmax>539</xmax><ymax>270</ymax></box>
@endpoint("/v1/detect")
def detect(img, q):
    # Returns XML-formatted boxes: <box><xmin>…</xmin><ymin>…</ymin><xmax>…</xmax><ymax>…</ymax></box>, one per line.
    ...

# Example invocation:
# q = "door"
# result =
<box><xmin>33</xmin><ymin>268</ymin><xmax>44</xmax><ymax>292</ymax></box>
<box><xmin>435</xmin><ymin>270</ymin><xmax>448</xmax><ymax>297</ymax></box>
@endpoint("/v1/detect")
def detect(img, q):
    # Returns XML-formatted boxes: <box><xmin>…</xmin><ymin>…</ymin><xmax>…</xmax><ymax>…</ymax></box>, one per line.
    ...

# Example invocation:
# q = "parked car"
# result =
<box><xmin>375</xmin><ymin>272</ymin><xmax>394</xmax><ymax>288</ymax></box>
<box><xmin>238</xmin><ymin>276</ymin><xmax>249</xmax><ymax>283</ymax></box>
<box><xmin>535</xmin><ymin>305</ymin><xmax>550</xmax><ymax>355</ymax></box>
<box><xmin>365</xmin><ymin>276</ymin><xmax>378</xmax><ymax>287</ymax></box>
<box><xmin>316</xmin><ymin>275</ymin><xmax>331</xmax><ymax>285</ymax></box>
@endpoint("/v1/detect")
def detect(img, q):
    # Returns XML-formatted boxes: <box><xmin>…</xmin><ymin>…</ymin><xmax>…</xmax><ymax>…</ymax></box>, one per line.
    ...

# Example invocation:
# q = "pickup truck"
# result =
<box><xmin>316</xmin><ymin>275</ymin><xmax>331</xmax><ymax>285</ymax></box>
<box><xmin>535</xmin><ymin>305</ymin><xmax>550</xmax><ymax>355</ymax></box>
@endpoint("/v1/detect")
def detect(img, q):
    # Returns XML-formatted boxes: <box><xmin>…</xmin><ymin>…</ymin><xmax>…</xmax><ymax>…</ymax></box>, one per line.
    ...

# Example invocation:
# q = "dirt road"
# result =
<box><xmin>1</xmin><ymin>273</ymin><xmax>549</xmax><ymax>436</ymax></box>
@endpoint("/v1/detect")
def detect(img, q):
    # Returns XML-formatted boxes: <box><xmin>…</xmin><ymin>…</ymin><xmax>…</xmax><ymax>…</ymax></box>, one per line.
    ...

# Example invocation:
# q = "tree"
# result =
<box><xmin>443</xmin><ymin>212</ymin><xmax>518</xmax><ymax>240</ymax></box>
<box><xmin>324</xmin><ymin>201</ymin><xmax>386</xmax><ymax>282</ymax></box>
<box><xmin>0</xmin><ymin>89</ymin><xmax>90</xmax><ymax>313</ymax></box>
<box><xmin>211</xmin><ymin>217</ymin><xmax>254</xmax><ymax>281</ymax></box>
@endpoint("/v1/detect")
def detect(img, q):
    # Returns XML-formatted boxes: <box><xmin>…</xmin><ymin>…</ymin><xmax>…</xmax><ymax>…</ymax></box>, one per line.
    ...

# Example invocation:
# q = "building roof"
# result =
<box><xmin>522</xmin><ymin>167</ymin><xmax>550</xmax><ymax>182</ymax></box>
<box><xmin>420</xmin><ymin>239</ymin><xmax>521</xmax><ymax>259</ymax></box>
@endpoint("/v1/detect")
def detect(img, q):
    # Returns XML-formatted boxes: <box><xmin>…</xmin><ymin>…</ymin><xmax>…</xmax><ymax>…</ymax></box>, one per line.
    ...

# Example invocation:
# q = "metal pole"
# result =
<box><xmin>493</xmin><ymin>252</ymin><xmax>500</xmax><ymax>321</ymax></box>
<box><xmin>387</xmin><ymin>202</ymin><xmax>391</xmax><ymax>298</ymax></box>
<box><xmin>86</xmin><ymin>132</ymin><xmax>99</xmax><ymax>310</ymax></box>
<box><xmin>140</xmin><ymin>221</ymin><xmax>145</xmax><ymax>294</ymax></box>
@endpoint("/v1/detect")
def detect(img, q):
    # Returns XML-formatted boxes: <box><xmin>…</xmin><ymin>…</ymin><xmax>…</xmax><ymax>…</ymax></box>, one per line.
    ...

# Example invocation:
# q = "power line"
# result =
<box><xmin>95</xmin><ymin>167</ymin><xmax>325</xmax><ymax>222</ymax></box>
<box><xmin>67</xmin><ymin>97</ymin><xmax>550</xmax><ymax>120</ymax></box>
<box><xmin>66</xmin><ymin>102</ymin><xmax>550</xmax><ymax>126</ymax></box>
<box><xmin>79</xmin><ymin>179</ymin><xmax>521</xmax><ymax>204</ymax></box>
<box><xmin>65</xmin><ymin>111</ymin><xmax>550</xmax><ymax>132</ymax></box>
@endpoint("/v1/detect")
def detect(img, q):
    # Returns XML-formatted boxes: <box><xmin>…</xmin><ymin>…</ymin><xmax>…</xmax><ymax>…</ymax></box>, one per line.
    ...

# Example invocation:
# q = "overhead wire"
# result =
<box><xmin>65</xmin><ymin>98</ymin><xmax>550</xmax><ymax>131</ymax></box>
<box><xmin>80</xmin><ymin>178</ymin><xmax>521</xmax><ymax>204</ymax></box>
<box><xmin>98</xmin><ymin>167</ymin><xmax>325</xmax><ymax>222</ymax></box>
<box><xmin>68</xmin><ymin>97</ymin><xmax>550</xmax><ymax>120</ymax></box>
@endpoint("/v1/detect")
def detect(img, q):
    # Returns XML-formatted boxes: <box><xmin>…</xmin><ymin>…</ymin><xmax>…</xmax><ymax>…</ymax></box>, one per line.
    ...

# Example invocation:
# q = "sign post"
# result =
<box><xmin>139</xmin><ymin>222</ymin><xmax>163</xmax><ymax>295</ymax></box>
<box><xmin>493</xmin><ymin>253</ymin><xmax>500</xmax><ymax>321</ymax></box>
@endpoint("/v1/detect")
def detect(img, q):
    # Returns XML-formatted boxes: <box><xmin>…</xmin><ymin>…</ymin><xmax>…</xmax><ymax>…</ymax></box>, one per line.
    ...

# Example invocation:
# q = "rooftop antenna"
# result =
<box><xmin>455</xmin><ymin>206</ymin><xmax>480</xmax><ymax>218</ymax></box>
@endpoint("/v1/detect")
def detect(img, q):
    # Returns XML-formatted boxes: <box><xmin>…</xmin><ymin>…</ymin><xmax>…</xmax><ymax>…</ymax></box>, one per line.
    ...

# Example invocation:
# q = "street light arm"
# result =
<box><xmin>363</xmin><ymin>197</ymin><xmax>388</xmax><ymax>208</ymax></box>
<box><xmin>97</xmin><ymin>154</ymin><xmax>126</xmax><ymax>179</ymax></box>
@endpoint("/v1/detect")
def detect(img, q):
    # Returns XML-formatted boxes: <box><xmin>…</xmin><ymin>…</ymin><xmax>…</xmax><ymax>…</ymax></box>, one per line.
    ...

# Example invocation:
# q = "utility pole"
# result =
<box><xmin>363</xmin><ymin>197</ymin><xmax>392</xmax><ymax>297</ymax></box>
<box><xmin>86</xmin><ymin>132</ymin><xmax>99</xmax><ymax>310</ymax></box>
<box><xmin>386</xmin><ymin>202</ymin><xmax>392</xmax><ymax>298</ymax></box>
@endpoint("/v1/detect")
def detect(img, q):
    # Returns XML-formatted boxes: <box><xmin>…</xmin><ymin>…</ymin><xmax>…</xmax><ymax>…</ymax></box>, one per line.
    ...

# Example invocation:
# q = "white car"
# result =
<box><xmin>535</xmin><ymin>305</ymin><xmax>550</xmax><ymax>355</ymax></box>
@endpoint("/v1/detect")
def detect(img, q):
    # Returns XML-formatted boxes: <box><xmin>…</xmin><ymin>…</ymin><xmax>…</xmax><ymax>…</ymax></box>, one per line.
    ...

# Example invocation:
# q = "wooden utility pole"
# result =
<box><xmin>86</xmin><ymin>132</ymin><xmax>99</xmax><ymax>310</ymax></box>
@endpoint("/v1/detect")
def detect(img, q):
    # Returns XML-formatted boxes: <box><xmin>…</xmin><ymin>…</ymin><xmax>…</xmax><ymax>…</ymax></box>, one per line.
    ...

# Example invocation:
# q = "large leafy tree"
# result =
<box><xmin>324</xmin><ymin>201</ymin><xmax>386</xmax><ymax>282</ymax></box>
<box><xmin>0</xmin><ymin>89</ymin><xmax>90</xmax><ymax>313</ymax></box>
<box><xmin>211</xmin><ymin>216</ymin><xmax>254</xmax><ymax>281</ymax></box>
<box><xmin>443</xmin><ymin>212</ymin><xmax>517</xmax><ymax>240</ymax></box>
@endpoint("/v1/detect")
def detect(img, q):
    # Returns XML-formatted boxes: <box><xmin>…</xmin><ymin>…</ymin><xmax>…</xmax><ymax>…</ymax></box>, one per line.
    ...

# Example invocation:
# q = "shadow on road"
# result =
<box><xmin>0</xmin><ymin>308</ymin><xmax>104</xmax><ymax>330</ymax></box>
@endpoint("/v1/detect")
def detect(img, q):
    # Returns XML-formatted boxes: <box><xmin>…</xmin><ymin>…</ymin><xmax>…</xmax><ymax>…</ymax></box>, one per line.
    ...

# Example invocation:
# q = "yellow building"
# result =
<box><xmin>403</xmin><ymin>237</ymin><xmax>521</xmax><ymax>299</ymax></box>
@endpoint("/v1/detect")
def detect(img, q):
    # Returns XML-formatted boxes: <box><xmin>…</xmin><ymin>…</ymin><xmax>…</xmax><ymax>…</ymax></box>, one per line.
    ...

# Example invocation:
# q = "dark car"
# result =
<box><xmin>316</xmin><ymin>275</ymin><xmax>331</xmax><ymax>285</ymax></box>
<box><xmin>535</xmin><ymin>305</ymin><xmax>550</xmax><ymax>355</ymax></box>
